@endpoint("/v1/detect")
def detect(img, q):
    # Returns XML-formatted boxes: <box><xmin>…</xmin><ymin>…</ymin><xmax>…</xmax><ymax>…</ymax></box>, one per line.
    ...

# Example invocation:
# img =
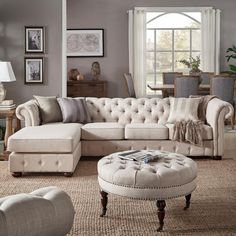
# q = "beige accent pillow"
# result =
<box><xmin>34</xmin><ymin>95</ymin><xmax>62</xmax><ymax>124</ymax></box>
<box><xmin>167</xmin><ymin>97</ymin><xmax>201</xmax><ymax>123</ymax></box>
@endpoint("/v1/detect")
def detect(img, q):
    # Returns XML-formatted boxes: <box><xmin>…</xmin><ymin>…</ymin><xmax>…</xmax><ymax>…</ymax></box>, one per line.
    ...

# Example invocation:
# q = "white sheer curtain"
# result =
<box><xmin>128</xmin><ymin>8</ymin><xmax>146</xmax><ymax>97</ymax></box>
<box><xmin>201</xmin><ymin>8</ymin><xmax>221</xmax><ymax>74</ymax></box>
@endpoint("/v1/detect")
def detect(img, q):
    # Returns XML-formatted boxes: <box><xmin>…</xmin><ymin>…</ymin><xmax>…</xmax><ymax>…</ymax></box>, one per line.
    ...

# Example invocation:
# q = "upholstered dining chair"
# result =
<box><xmin>200</xmin><ymin>72</ymin><xmax>214</xmax><ymax>84</ymax></box>
<box><xmin>162</xmin><ymin>72</ymin><xmax>183</xmax><ymax>97</ymax></box>
<box><xmin>124</xmin><ymin>73</ymin><xmax>136</xmax><ymax>98</ymax></box>
<box><xmin>210</xmin><ymin>75</ymin><xmax>235</xmax><ymax>129</ymax></box>
<box><xmin>174</xmin><ymin>76</ymin><xmax>199</xmax><ymax>98</ymax></box>
<box><xmin>199</xmin><ymin>72</ymin><xmax>214</xmax><ymax>95</ymax></box>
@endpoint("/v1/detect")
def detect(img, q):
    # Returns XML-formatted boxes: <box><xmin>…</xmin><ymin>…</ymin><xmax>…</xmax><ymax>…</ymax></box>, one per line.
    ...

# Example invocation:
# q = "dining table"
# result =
<box><xmin>147</xmin><ymin>84</ymin><xmax>210</xmax><ymax>97</ymax></box>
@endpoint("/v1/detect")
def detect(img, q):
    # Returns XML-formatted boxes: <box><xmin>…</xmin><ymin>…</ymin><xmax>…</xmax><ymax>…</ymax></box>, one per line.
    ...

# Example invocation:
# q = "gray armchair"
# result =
<box><xmin>162</xmin><ymin>72</ymin><xmax>183</xmax><ymax>97</ymax></box>
<box><xmin>174</xmin><ymin>76</ymin><xmax>199</xmax><ymax>98</ymax></box>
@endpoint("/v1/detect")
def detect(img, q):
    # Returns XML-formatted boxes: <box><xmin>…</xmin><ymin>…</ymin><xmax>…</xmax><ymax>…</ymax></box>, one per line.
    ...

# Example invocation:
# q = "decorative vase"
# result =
<box><xmin>68</xmin><ymin>69</ymin><xmax>80</xmax><ymax>81</ymax></box>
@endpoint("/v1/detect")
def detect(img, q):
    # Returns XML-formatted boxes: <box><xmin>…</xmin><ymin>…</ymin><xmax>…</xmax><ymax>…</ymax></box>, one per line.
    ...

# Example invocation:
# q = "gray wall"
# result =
<box><xmin>0</xmin><ymin>0</ymin><xmax>62</xmax><ymax>104</ymax></box>
<box><xmin>67</xmin><ymin>0</ymin><xmax>236</xmax><ymax>98</ymax></box>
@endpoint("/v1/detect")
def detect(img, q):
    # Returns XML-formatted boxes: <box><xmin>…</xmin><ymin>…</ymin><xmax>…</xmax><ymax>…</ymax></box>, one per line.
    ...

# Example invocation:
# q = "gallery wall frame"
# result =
<box><xmin>24</xmin><ymin>57</ymin><xmax>44</xmax><ymax>84</ymax></box>
<box><xmin>67</xmin><ymin>28</ymin><xmax>104</xmax><ymax>57</ymax></box>
<box><xmin>25</xmin><ymin>26</ymin><xmax>45</xmax><ymax>53</ymax></box>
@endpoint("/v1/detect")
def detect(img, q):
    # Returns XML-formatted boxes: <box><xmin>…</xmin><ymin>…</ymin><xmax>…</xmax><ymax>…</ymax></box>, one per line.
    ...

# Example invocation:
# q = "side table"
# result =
<box><xmin>0</xmin><ymin>108</ymin><xmax>21</xmax><ymax>148</ymax></box>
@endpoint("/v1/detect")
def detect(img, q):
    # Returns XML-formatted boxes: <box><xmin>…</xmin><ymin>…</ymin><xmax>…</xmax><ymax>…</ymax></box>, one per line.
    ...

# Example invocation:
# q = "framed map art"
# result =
<box><xmin>67</xmin><ymin>29</ymin><xmax>104</xmax><ymax>57</ymax></box>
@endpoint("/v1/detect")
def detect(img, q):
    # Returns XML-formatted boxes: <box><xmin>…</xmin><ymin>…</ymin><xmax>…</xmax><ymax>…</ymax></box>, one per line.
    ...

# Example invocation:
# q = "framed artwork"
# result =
<box><xmin>24</xmin><ymin>57</ymin><xmax>44</xmax><ymax>84</ymax></box>
<box><xmin>67</xmin><ymin>28</ymin><xmax>104</xmax><ymax>57</ymax></box>
<box><xmin>25</xmin><ymin>26</ymin><xmax>45</xmax><ymax>53</ymax></box>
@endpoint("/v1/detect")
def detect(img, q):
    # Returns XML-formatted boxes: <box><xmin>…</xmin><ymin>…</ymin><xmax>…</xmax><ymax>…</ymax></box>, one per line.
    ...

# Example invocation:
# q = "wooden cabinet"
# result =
<box><xmin>67</xmin><ymin>80</ymin><xmax>107</xmax><ymax>97</ymax></box>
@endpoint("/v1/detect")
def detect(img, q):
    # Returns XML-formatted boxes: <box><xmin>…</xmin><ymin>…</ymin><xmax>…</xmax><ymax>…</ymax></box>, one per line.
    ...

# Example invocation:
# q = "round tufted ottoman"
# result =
<box><xmin>0</xmin><ymin>186</ymin><xmax>75</xmax><ymax>236</ymax></box>
<box><xmin>97</xmin><ymin>150</ymin><xmax>197</xmax><ymax>231</ymax></box>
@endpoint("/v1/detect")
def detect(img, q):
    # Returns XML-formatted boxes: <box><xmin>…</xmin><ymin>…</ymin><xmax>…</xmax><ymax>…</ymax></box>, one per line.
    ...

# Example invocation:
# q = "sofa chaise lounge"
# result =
<box><xmin>7</xmin><ymin>97</ymin><xmax>233</xmax><ymax>176</ymax></box>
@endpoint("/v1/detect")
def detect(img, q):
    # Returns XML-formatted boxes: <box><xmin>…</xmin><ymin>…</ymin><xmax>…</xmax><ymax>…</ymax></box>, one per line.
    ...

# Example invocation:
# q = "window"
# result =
<box><xmin>146</xmin><ymin>11</ymin><xmax>201</xmax><ymax>95</ymax></box>
<box><xmin>128</xmin><ymin>7</ymin><xmax>220</xmax><ymax>97</ymax></box>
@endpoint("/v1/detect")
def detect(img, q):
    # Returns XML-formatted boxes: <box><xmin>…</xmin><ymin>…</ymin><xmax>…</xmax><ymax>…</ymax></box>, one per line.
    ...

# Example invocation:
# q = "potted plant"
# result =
<box><xmin>226</xmin><ymin>44</ymin><xmax>236</xmax><ymax>74</ymax></box>
<box><xmin>178</xmin><ymin>56</ymin><xmax>201</xmax><ymax>75</ymax></box>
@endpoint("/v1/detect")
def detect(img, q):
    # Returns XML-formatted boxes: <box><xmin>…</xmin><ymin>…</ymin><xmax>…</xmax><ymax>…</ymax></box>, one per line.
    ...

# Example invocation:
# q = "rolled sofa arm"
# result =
<box><xmin>206</xmin><ymin>98</ymin><xmax>234</xmax><ymax>157</ymax></box>
<box><xmin>16</xmin><ymin>100</ymin><xmax>40</xmax><ymax>127</ymax></box>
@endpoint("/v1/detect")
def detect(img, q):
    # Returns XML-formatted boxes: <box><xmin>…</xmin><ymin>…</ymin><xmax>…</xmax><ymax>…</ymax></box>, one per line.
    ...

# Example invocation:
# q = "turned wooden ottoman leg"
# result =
<box><xmin>156</xmin><ymin>200</ymin><xmax>166</xmax><ymax>231</ymax></box>
<box><xmin>100</xmin><ymin>190</ymin><xmax>108</xmax><ymax>217</ymax></box>
<box><xmin>184</xmin><ymin>194</ymin><xmax>191</xmax><ymax>210</ymax></box>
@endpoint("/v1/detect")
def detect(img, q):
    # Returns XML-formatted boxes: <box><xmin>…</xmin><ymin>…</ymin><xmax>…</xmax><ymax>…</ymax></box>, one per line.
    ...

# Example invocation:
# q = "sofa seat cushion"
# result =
<box><xmin>8</xmin><ymin>123</ymin><xmax>82</xmax><ymax>153</ymax></box>
<box><xmin>125</xmin><ymin>123</ymin><xmax>168</xmax><ymax>140</ymax></box>
<box><xmin>166</xmin><ymin>124</ymin><xmax>213</xmax><ymax>140</ymax></box>
<box><xmin>82</xmin><ymin>122</ymin><xmax>124</xmax><ymax>140</ymax></box>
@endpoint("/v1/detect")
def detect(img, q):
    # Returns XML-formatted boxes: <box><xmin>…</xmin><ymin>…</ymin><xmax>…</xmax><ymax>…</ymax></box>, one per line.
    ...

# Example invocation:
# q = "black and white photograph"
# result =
<box><xmin>24</xmin><ymin>58</ymin><xmax>43</xmax><ymax>84</ymax></box>
<box><xmin>25</xmin><ymin>26</ymin><xmax>44</xmax><ymax>53</ymax></box>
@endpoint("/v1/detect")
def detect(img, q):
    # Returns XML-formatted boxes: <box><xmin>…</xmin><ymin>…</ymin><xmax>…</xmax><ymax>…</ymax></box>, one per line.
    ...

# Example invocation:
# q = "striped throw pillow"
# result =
<box><xmin>167</xmin><ymin>97</ymin><xmax>201</xmax><ymax>123</ymax></box>
<box><xmin>57</xmin><ymin>97</ymin><xmax>91</xmax><ymax>123</ymax></box>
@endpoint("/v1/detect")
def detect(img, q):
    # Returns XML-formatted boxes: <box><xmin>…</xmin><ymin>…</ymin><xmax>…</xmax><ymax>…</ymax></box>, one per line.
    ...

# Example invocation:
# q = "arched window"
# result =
<box><xmin>146</xmin><ymin>12</ymin><xmax>201</xmax><ymax>94</ymax></box>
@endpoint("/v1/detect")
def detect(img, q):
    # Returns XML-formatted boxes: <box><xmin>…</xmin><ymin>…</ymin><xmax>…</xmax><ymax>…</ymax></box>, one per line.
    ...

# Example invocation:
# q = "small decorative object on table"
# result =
<box><xmin>68</xmin><ymin>68</ymin><xmax>79</xmax><ymax>81</ymax></box>
<box><xmin>68</xmin><ymin>68</ymin><xmax>84</xmax><ymax>81</ymax></box>
<box><xmin>91</xmin><ymin>61</ymin><xmax>101</xmax><ymax>80</ymax></box>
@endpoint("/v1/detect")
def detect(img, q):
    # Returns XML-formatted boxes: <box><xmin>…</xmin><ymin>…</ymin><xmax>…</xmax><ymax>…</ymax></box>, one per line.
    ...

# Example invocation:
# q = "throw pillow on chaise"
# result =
<box><xmin>34</xmin><ymin>95</ymin><xmax>62</xmax><ymax>124</ymax></box>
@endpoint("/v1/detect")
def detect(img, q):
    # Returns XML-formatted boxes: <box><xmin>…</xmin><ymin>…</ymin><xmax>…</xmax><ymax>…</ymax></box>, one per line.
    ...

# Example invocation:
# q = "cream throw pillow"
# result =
<box><xmin>167</xmin><ymin>97</ymin><xmax>201</xmax><ymax>123</ymax></box>
<box><xmin>34</xmin><ymin>95</ymin><xmax>62</xmax><ymax>124</ymax></box>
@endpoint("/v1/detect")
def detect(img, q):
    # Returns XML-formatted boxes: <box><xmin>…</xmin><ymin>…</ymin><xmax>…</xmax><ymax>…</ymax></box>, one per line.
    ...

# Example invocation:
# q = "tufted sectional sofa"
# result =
<box><xmin>8</xmin><ymin>97</ymin><xmax>233</xmax><ymax>176</ymax></box>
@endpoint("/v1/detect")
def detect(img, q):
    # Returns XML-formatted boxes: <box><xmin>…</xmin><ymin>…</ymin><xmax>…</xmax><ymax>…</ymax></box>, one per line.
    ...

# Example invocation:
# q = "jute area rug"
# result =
<box><xmin>0</xmin><ymin>158</ymin><xmax>235</xmax><ymax>236</ymax></box>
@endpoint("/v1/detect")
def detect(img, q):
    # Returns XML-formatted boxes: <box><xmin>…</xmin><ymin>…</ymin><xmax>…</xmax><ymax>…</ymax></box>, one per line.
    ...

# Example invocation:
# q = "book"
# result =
<box><xmin>0</xmin><ymin>104</ymin><xmax>16</xmax><ymax>110</ymax></box>
<box><xmin>0</xmin><ymin>100</ymin><xmax>14</xmax><ymax>106</ymax></box>
<box><xmin>118</xmin><ymin>150</ymin><xmax>160</xmax><ymax>163</ymax></box>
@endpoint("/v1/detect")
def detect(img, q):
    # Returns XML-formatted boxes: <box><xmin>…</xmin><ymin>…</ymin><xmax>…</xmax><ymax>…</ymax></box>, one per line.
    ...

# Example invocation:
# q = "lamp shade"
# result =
<box><xmin>0</xmin><ymin>62</ymin><xmax>16</xmax><ymax>82</ymax></box>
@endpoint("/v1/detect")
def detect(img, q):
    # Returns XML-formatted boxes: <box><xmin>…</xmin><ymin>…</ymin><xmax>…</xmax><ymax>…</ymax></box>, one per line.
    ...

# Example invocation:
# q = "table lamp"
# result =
<box><xmin>0</xmin><ymin>62</ymin><xmax>16</xmax><ymax>102</ymax></box>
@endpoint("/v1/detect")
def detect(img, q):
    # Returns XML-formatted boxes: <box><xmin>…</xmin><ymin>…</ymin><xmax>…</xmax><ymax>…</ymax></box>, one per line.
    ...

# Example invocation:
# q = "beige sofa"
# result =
<box><xmin>8</xmin><ymin>97</ymin><xmax>233</xmax><ymax>176</ymax></box>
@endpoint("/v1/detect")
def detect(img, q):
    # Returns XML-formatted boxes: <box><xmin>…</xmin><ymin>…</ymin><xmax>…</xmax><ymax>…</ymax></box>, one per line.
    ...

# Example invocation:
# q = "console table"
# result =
<box><xmin>67</xmin><ymin>80</ymin><xmax>107</xmax><ymax>97</ymax></box>
<box><xmin>0</xmin><ymin>108</ymin><xmax>21</xmax><ymax>147</ymax></box>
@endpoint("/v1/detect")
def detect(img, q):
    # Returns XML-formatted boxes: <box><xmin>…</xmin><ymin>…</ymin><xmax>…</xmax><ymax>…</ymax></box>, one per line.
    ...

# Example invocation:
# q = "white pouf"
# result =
<box><xmin>0</xmin><ymin>186</ymin><xmax>75</xmax><ymax>236</ymax></box>
<box><xmin>97</xmin><ymin>150</ymin><xmax>197</xmax><ymax>231</ymax></box>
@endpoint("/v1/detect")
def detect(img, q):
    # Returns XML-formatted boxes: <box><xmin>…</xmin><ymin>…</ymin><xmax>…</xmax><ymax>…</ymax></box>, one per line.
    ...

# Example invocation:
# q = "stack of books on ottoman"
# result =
<box><xmin>118</xmin><ymin>150</ymin><xmax>161</xmax><ymax>163</ymax></box>
<box><xmin>0</xmin><ymin>100</ymin><xmax>16</xmax><ymax>110</ymax></box>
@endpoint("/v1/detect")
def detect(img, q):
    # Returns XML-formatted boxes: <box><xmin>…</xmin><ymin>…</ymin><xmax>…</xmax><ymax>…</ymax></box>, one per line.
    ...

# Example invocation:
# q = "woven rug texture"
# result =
<box><xmin>0</xmin><ymin>158</ymin><xmax>235</xmax><ymax>236</ymax></box>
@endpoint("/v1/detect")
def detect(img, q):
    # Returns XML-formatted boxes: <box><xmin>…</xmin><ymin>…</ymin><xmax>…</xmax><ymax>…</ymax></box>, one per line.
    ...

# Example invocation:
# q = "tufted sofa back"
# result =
<box><xmin>86</xmin><ymin>97</ymin><xmax>171</xmax><ymax>125</ymax></box>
